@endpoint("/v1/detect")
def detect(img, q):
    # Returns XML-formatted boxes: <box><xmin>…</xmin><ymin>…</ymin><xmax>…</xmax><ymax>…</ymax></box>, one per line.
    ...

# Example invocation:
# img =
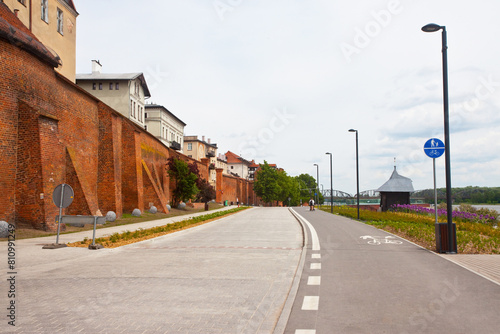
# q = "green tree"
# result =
<box><xmin>167</xmin><ymin>157</ymin><xmax>199</xmax><ymax>207</ymax></box>
<box><xmin>296</xmin><ymin>173</ymin><xmax>323</xmax><ymax>204</ymax></box>
<box><xmin>276</xmin><ymin>170</ymin><xmax>293</xmax><ymax>204</ymax></box>
<box><xmin>254</xmin><ymin>161</ymin><xmax>280</xmax><ymax>204</ymax></box>
<box><xmin>188</xmin><ymin>162</ymin><xmax>216</xmax><ymax>203</ymax></box>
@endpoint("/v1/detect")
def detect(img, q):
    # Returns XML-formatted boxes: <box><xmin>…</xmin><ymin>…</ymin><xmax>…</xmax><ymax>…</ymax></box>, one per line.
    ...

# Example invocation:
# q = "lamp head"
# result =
<box><xmin>325</xmin><ymin>152</ymin><xmax>331</xmax><ymax>155</ymax></box>
<box><xmin>348</xmin><ymin>129</ymin><xmax>357</xmax><ymax>133</ymax></box>
<box><xmin>422</xmin><ymin>23</ymin><xmax>443</xmax><ymax>32</ymax></box>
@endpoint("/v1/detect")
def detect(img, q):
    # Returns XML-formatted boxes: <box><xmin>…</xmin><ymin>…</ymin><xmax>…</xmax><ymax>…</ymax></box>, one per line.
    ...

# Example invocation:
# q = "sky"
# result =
<box><xmin>75</xmin><ymin>0</ymin><xmax>500</xmax><ymax>195</ymax></box>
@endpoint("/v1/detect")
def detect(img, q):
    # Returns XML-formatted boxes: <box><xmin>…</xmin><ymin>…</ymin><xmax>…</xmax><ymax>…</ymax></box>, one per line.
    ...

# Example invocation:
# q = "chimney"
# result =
<box><xmin>207</xmin><ymin>138</ymin><xmax>211</xmax><ymax>144</ymax></box>
<box><xmin>92</xmin><ymin>60</ymin><xmax>102</xmax><ymax>74</ymax></box>
<box><xmin>14</xmin><ymin>9</ymin><xmax>19</xmax><ymax>16</ymax></box>
<box><xmin>202</xmin><ymin>135</ymin><xmax>205</xmax><ymax>142</ymax></box>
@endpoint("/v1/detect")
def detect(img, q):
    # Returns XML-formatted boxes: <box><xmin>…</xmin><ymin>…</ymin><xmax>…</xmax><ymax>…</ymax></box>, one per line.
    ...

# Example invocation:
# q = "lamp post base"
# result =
<box><xmin>435</xmin><ymin>223</ymin><xmax>457</xmax><ymax>254</ymax></box>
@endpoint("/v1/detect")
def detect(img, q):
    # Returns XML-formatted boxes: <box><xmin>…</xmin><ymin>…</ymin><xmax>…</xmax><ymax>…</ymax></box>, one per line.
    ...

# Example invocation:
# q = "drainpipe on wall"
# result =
<box><xmin>29</xmin><ymin>0</ymin><xmax>32</xmax><ymax>31</ymax></box>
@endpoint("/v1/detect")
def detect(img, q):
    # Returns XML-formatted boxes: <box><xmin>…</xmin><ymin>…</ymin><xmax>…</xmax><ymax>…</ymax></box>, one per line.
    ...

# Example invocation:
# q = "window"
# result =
<box><xmin>18</xmin><ymin>0</ymin><xmax>26</xmax><ymax>6</ymax></box>
<box><xmin>115</xmin><ymin>83</ymin><xmax>119</xmax><ymax>90</ymax></box>
<box><xmin>145</xmin><ymin>125</ymin><xmax>147</xmax><ymax>131</ymax></box>
<box><xmin>133</xmin><ymin>102</ymin><xmax>136</xmax><ymax>118</ymax></box>
<box><xmin>41</xmin><ymin>0</ymin><xmax>48</xmax><ymax>22</ymax></box>
<box><xmin>144</xmin><ymin>113</ymin><xmax>148</xmax><ymax>119</ymax></box>
<box><xmin>57</xmin><ymin>8</ymin><xmax>64</xmax><ymax>35</ymax></box>
<box><xmin>187</xmin><ymin>143</ymin><xmax>192</xmax><ymax>151</ymax></box>
<box><xmin>98</xmin><ymin>83</ymin><xmax>102</xmax><ymax>90</ymax></box>
<box><xmin>231</xmin><ymin>166</ymin><xmax>234</xmax><ymax>169</ymax></box>
<box><xmin>109</xmin><ymin>83</ymin><xmax>113</xmax><ymax>90</ymax></box>
<box><xmin>92</xmin><ymin>83</ymin><xmax>96</xmax><ymax>90</ymax></box>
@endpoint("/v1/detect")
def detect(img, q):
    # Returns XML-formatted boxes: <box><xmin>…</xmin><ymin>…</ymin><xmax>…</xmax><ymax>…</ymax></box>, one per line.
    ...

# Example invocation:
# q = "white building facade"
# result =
<box><xmin>76</xmin><ymin>60</ymin><xmax>151</xmax><ymax>128</ymax></box>
<box><xmin>144</xmin><ymin>104</ymin><xmax>185</xmax><ymax>151</ymax></box>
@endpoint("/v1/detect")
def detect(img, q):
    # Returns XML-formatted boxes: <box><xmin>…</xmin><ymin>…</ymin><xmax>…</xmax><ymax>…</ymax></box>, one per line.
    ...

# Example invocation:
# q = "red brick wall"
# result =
<box><xmin>0</xmin><ymin>35</ymin><xmax>99</xmax><ymax>230</ymax></box>
<box><xmin>14</xmin><ymin>101</ymin><xmax>45</xmax><ymax>229</ymax></box>
<box><xmin>215</xmin><ymin>171</ymin><xmax>257</xmax><ymax>205</ymax></box>
<box><xmin>97</xmin><ymin>107</ymin><xmax>123</xmax><ymax>216</ymax></box>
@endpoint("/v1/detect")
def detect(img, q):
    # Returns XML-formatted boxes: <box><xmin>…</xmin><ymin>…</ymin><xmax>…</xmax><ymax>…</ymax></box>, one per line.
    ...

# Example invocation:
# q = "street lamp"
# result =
<box><xmin>348</xmin><ymin>129</ymin><xmax>360</xmax><ymax>220</ymax></box>
<box><xmin>422</xmin><ymin>23</ymin><xmax>456</xmax><ymax>253</ymax></box>
<box><xmin>313</xmin><ymin>164</ymin><xmax>319</xmax><ymax>208</ymax></box>
<box><xmin>325</xmin><ymin>153</ymin><xmax>333</xmax><ymax>213</ymax></box>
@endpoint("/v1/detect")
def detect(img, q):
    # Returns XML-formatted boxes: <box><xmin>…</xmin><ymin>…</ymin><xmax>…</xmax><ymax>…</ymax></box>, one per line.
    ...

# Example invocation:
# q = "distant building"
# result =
<box><xmin>144</xmin><ymin>104</ymin><xmax>185</xmax><ymax>151</ymax></box>
<box><xmin>216</xmin><ymin>153</ymin><xmax>228</xmax><ymax>175</ymax></box>
<box><xmin>225</xmin><ymin>151</ymin><xmax>252</xmax><ymax>179</ymax></box>
<box><xmin>76</xmin><ymin>60</ymin><xmax>151</xmax><ymax>128</ymax></box>
<box><xmin>248</xmin><ymin>160</ymin><xmax>259</xmax><ymax>180</ymax></box>
<box><xmin>377</xmin><ymin>166</ymin><xmax>414</xmax><ymax>211</ymax></box>
<box><xmin>184</xmin><ymin>136</ymin><xmax>218</xmax><ymax>185</ymax></box>
<box><xmin>2</xmin><ymin>0</ymin><xmax>78</xmax><ymax>81</ymax></box>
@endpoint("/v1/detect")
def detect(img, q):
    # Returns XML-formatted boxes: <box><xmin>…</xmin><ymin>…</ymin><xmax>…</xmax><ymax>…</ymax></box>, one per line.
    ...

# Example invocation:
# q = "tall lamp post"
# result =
<box><xmin>348</xmin><ymin>129</ymin><xmax>360</xmax><ymax>220</ymax></box>
<box><xmin>313</xmin><ymin>164</ymin><xmax>319</xmax><ymax>208</ymax></box>
<box><xmin>422</xmin><ymin>23</ymin><xmax>456</xmax><ymax>253</ymax></box>
<box><xmin>325</xmin><ymin>152</ymin><xmax>333</xmax><ymax>213</ymax></box>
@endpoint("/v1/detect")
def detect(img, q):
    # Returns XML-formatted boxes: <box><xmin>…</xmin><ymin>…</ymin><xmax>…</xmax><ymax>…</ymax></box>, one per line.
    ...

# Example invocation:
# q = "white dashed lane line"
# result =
<box><xmin>290</xmin><ymin>209</ymin><xmax>322</xmax><ymax>334</ymax></box>
<box><xmin>310</xmin><ymin>263</ymin><xmax>321</xmax><ymax>270</ymax></box>
<box><xmin>307</xmin><ymin>276</ymin><xmax>321</xmax><ymax>285</ymax></box>
<box><xmin>301</xmin><ymin>296</ymin><xmax>320</xmax><ymax>310</ymax></box>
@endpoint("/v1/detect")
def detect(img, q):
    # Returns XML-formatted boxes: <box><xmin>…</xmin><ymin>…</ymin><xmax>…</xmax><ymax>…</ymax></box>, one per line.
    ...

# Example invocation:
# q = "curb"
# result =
<box><xmin>272</xmin><ymin>207</ymin><xmax>308</xmax><ymax>334</ymax></box>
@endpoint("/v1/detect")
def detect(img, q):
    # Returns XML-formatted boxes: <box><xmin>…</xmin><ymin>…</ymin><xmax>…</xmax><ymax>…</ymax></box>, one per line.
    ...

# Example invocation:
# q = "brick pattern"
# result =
<box><xmin>215</xmin><ymin>172</ymin><xmax>257</xmax><ymax>206</ymax></box>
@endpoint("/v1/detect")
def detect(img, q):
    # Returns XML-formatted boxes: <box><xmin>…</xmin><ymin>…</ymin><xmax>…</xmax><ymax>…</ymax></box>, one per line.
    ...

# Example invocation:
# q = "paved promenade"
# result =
<box><xmin>0</xmin><ymin>207</ymin><xmax>303</xmax><ymax>333</ymax></box>
<box><xmin>1</xmin><ymin>206</ymin><xmax>499</xmax><ymax>333</ymax></box>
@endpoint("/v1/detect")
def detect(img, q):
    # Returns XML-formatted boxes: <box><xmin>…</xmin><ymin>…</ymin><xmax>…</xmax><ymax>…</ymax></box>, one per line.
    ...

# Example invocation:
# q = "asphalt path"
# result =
<box><xmin>284</xmin><ymin>207</ymin><xmax>500</xmax><ymax>334</ymax></box>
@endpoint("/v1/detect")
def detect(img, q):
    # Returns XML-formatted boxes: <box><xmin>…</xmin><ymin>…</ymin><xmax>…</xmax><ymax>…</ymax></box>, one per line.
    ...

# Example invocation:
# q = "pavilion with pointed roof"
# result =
<box><xmin>377</xmin><ymin>166</ymin><xmax>414</xmax><ymax>211</ymax></box>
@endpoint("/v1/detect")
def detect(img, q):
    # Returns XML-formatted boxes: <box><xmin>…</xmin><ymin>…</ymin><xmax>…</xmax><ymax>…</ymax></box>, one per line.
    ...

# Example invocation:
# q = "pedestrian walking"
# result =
<box><xmin>237</xmin><ymin>197</ymin><xmax>239</xmax><ymax>207</ymax></box>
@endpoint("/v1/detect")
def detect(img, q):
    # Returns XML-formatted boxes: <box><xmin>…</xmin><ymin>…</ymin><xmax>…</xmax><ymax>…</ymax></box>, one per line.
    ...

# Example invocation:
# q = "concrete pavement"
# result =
<box><xmin>0</xmin><ymin>207</ymin><xmax>303</xmax><ymax>333</ymax></box>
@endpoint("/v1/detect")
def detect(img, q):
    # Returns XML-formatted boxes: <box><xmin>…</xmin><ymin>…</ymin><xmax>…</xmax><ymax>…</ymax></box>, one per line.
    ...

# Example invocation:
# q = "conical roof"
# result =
<box><xmin>377</xmin><ymin>167</ymin><xmax>414</xmax><ymax>192</ymax></box>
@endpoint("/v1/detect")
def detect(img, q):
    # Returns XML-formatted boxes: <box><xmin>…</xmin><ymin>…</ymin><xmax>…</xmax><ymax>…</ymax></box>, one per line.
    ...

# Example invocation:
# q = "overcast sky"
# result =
<box><xmin>75</xmin><ymin>0</ymin><xmax>500</xmax><ymax>195</ymax></box>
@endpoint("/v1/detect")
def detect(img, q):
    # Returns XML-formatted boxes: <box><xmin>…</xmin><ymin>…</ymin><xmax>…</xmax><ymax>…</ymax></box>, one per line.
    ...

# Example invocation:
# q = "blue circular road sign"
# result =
<box><xmin>423</xmin><ymin>138</ymin><xmax>445</xmax><ymax>158</ymax></box>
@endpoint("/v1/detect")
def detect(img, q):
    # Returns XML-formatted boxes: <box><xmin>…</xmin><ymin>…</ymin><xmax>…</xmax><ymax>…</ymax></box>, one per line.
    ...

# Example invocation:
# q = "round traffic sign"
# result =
<box><xmin>52</xmin><ymin>184</ymin><xmax>74</xmax><ymax>208</ymax></box>
<box><xmin>423</xmin><ymin>138</ymin><xmax>445</xmax><ymax>158</ymax></box>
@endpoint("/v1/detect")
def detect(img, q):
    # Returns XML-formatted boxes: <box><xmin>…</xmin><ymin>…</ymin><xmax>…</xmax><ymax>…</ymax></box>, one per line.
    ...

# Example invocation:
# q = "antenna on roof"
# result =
<box><xmin>394</xmin><ymin>157</ymin><xmax>397</xmax><ymax>170</ymax></box>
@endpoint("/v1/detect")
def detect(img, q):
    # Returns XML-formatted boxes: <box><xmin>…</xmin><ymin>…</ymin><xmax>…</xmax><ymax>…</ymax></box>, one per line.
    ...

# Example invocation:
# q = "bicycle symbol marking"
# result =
<box><xmin>360</xmin><ymin>235</ymin><xmax>403</xmax><ymax>245</ymax></box>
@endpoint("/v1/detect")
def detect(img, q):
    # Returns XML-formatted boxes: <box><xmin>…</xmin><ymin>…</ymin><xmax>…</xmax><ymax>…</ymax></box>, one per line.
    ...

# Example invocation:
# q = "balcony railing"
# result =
<box><xmin>206</xmin><ymin>149</ymin><xmax>216</xmax><ymax>157</ymax></box>
<box><xmin>170</xmin><ymin>141</ymin><xmax>181</xmax><ymax>151</ymax></box>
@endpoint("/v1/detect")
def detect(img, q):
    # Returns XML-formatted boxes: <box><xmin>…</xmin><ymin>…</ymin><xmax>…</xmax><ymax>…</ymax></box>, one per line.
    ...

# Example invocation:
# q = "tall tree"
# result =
<box><xmin>167</xmin><ymin>157</ymin><xmax>199</xmax><ymax>207</ymax></box>
<box><xmin>254</xmin><ymin>161</ymin><xmax>280</xmax><ymax>204</ymax></box>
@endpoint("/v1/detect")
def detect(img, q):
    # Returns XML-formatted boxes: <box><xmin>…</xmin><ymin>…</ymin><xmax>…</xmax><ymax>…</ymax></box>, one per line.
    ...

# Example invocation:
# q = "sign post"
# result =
<box><xmin>424</xmin><ymin>138</ymin><xmax>451</xmax><ymax>253</ymax></box>
<box><xmin>423</xmin><ymin>138</ymin><xmax>445</xmax><ymax>224</ymax></box>
<box><xmin>52</xmin><ymin>183</ymin><xmax>74</xmax><ymax>245</ymax></box>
